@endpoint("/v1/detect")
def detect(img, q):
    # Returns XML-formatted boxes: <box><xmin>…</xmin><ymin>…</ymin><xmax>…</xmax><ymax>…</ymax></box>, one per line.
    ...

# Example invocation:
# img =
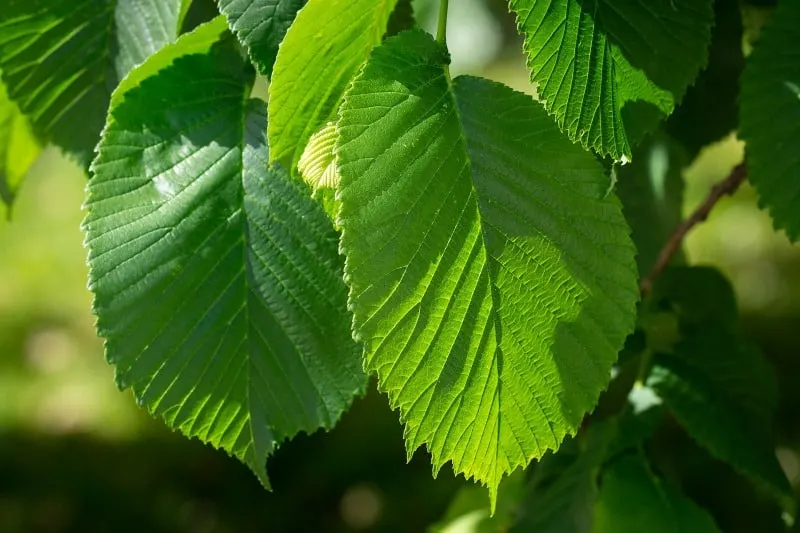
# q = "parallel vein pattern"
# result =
<box><xmin>268</xmin><ymin>0</ymin><xmax>398</xmax><ymax>168</ymax></box>
<box><xmin>217</xmin><ymin>0</ymin><xmax>307</xmax><ymax>75</ymax></box>
<box><xmin>337</xmin><ymin>30</ymin><xmax>638</xmax><ymax>501</ymax></box>
<box><xmin>0</xmin><ymin>0</ymin><xmax>183</xmax><ymax>165</ymax></box>
<box><xmin>84</xmin><ymin>37</ymin><xmax>364</xmax><ymax>486</ymax></box>
<box><xmin>509</xmin><ymin>0</ymin><xmax>713</xmax><ymax>161</ymax></box>
<box><xmin>739</xmin><ymin>0</ymin><xmax>800</xmax><ymax>241</ymax></box>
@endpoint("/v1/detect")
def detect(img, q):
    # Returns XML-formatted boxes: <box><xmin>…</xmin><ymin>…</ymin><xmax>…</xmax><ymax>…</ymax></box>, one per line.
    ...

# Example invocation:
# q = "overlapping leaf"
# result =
<box><xmin>666</xmin><ymin>0</ymin><xmax>745</xmax><ymax>159</ymax></box>
<box><xmin>337</xmin><ymin>29</ymin><xmax>638</xmax><ymax>502</ymax></box>
<box><xmin>0</xmin><ymin>78</ymin><xmax>41</xmax><ymax>214</ymax></box>
<box><xmin>84</xmin><ymin>32</ymin><xmax>364</xmax><ymax>487</ymax></box>
<box><xmin>268</xmin><ymin>0</ymin><xmax>399</xmax><ymax>168</ymax></box>
<box><xmin>647</xmin><ymin>267</ymin><xmax>791</xmax><ymax>507</ymax></box>
<box><xmin>740</xmin><ymin>0</ymin><xmax>800</xmax><ymax>240</ymax></box>
<box><xmin>0</xmin><ymin>0</ymin><xmax>184</xmax><ymax>165</ymax></box>
<box><xmin>508</xmin><ymin>0</ymin><xmax>714</xmax><ymax>161</ymax></box>
<box><xmin>217</xmin><ymin>0</ymin><xmax>307</xmax><ymax>75</ymax></box>
<box><xmin>594</xmin><ymin>454</ymin><xmax>720</xmax><ymax>533</ymax></box>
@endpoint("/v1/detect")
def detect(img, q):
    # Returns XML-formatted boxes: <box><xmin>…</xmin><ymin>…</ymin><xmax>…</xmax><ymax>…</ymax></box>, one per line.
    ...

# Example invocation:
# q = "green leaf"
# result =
<box><xmin>217</xmin><ymin>0</ymin><xmax>307</xmax><ymax>75</ymax></box>
<box><xmin>268</xmin><ymin>0</ymin><xmax>399</xmax><ymax>168</ymax></box>
<box><xmin>0</xmin><ymin>0</ymin><xmax>184</xmax><ymax>166</ymax></box>
<box><xmin>648</xmin><ymin>342</ymin><xmax>790</xmax><ymax>504</ymax></box>
<box><xmin>84</xmin><ymin>36</ymin><xmax>365</xmax><ymax>487</ymax></box>
<box><xmin>508</xmin><ymin>0</ymin><xmax>714</xmax><ymax>161</ymax></box>
<box><xmin>739</xmin><ymin>0</ymin><xmax>800</xmax><ymax>241</ymax></box>
<box><xmin>337</xmin><ymin>30</ymin><xmax>638</xmax><ymax>503</ymax></box>
<box><xmin>617</xmin><ymin>133</ymin><xmax>687</xmax><ymax>276</ymax></box>
<box><xmin>0</xmin><ymin>78</ymin><xmax>41</xmax><ymax>213</ymax></box>
<box><xmin>647</xmin><ymin>267</ymin><xmax>791</xmax><ymax>507</ymax></box>
<box><xmin>665</xmin><ymin>0</ymin><xmax>745</xmax><ymax>159</ymax></box>
<box><xmin>511</xmin><ymin>423</ymin><xmax>616</xmax><ymax>533</ymax></box>
<box><xmin>594</xmin><ymin>454</ymin><xmax>720</xmax><ymax>533</ymax></box>
<box><xmin>112</xmin><ymin>16</ymin><xmax>230</xmax><ymax>107</ymax></box>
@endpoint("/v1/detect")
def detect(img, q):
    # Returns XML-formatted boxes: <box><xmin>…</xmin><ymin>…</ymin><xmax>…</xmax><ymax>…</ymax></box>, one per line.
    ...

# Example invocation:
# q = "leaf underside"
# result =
<box><xmin>84</xmin><ymin>35</ymin><xmax>365</xmax><ymax>487</ymax></box>
<box><xmin>508</xmin><ymin>0</ymin><xmax>714</xmax><ymax>161</ymax></box>
<box><xmin>337</xmin><ymin>29</ymin><xmax>638</xmax><ymax>502</ymax></box>
<box><xmin>739</xmin><ymin>0</ymin><xmax>800</xmax><ymax>241</ymax></box>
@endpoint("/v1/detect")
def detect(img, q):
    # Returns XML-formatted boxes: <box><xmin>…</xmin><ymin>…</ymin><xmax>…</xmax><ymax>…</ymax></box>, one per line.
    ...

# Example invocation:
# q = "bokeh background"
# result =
<box><xmin>1</xmin><ymin>0</ymin><xmax>798</xmax><ymax>531</ymax></box>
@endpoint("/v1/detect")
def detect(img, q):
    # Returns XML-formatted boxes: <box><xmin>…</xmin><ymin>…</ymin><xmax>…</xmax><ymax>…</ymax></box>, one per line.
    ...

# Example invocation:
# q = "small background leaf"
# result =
<box><xmin>594</xmin><ymin>453</ymin><xmax>720</xmax><ymax>533</ymax></box>
<box><xmin>298</xmin><ymin>122</ymin><xmax>339</xmax><ymax>190</ymax></box>
<box><xmin>510</xmin><ymin>423</ymin><xmax>616</xmax><ymax>533</ymax></box>
<box><xmin>647</xmin><ymin>267</ymin><xmax>791</xmax><ymax>508</ymax></box>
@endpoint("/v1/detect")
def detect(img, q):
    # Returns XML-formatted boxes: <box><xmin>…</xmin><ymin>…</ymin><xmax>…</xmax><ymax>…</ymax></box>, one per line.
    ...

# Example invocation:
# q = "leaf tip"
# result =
<box><xmin>487</xmin><ymin>482</ymin><xmax>498</xmax><ymax>517</ymax></box>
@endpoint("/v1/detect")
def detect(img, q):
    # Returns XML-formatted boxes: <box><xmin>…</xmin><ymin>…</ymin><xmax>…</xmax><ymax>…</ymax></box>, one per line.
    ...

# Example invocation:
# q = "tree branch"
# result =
<box><xmin>639</xmin><ymin>162</ymin><xmax>748</xmax><ymax>295</ymax></box>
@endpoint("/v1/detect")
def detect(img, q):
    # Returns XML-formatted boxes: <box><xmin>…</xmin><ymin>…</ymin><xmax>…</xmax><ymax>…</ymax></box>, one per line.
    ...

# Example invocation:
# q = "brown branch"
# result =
<box><xmin>639</xmin><ymin>162</ymin><xmax>748</xmax><ymax>295</ymax></box>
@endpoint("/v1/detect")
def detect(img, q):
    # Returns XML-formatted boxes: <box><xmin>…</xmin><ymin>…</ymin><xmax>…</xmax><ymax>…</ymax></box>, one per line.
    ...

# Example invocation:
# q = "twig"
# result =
<box><xmin>639</xmin><ymin>163</ymin><xmax>748</xmax><ymax>295</ymax></box>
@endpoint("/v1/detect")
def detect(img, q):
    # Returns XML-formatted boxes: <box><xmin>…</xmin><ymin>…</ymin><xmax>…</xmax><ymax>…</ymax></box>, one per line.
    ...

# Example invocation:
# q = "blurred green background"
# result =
<box><xmin>1</xmin><ymin>1</ymin><xmax>799</xmax><ymax>532</ymax></box>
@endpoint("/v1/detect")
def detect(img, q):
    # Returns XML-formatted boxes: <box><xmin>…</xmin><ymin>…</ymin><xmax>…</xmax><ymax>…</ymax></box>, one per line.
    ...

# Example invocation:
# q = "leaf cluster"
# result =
<box><xmin>0</xmin><ymin>0</ymin><xmax>798</xmax><ymax>529</ymax></box>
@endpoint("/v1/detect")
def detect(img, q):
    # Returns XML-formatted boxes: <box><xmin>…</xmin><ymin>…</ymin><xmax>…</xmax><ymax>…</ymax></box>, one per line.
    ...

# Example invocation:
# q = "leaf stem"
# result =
<box><xmin>437</xmin><ymin>0</ymin><xmax>449</xmax><ymax>45</ymax></box>
<box><xmin>640</xmin><ymin>163</ymin><xmax>748</xmax><ymax>295</ymax></box>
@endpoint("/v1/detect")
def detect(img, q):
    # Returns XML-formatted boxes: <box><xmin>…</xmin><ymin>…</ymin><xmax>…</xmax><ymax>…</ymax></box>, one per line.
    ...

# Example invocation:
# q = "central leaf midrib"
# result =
<box><xmin>438</xmin><ymin>64</ymin><xmax>509</xmax><ymax>483</ymax></box>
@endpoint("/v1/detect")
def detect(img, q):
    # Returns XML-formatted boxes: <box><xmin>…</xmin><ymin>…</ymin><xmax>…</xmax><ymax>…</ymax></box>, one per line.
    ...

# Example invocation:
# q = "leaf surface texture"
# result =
<box><xmin>0</xmin><ymin>0</ymin><xmax>184</xmax><ymax>164</ymax></box>
<box><xmin>740</xmin><ymin>0</ymin><xmax>800</xmax><ymax>240</ymax></box>
<box><xmin>217</xmin><ymin>0</ymin><xmax>307</xmax><ymax>75</ymax></box>
<box><xmin>508</xmin><ymin>0</ymin><xmax>713</xmax><ymax>161</ymax></box>
<box><xmin>337</xmin><ymin>30</ymin><xmax>638</xmax><ymax>501</ymax></box>
<box><xmin>267</xmin><ymin>0</ymin><xmax>399</xmax><ymax>167</ymax></box>
<box><xmin>84</xmin><ymin>33</ymin><xmax>365</xmax><ymax>486</ymax></box>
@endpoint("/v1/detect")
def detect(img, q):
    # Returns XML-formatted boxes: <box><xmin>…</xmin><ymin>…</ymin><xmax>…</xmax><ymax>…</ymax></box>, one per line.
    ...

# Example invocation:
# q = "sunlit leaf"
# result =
<box><xmin>508</xmin><ymin>0</ymin><xmax>714</xmax><ymax>161</ymax></box>
<box><xmin>337</xmin><ymin>29</ymin><xmax>638</xmax><ymax>504</ymax></box>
